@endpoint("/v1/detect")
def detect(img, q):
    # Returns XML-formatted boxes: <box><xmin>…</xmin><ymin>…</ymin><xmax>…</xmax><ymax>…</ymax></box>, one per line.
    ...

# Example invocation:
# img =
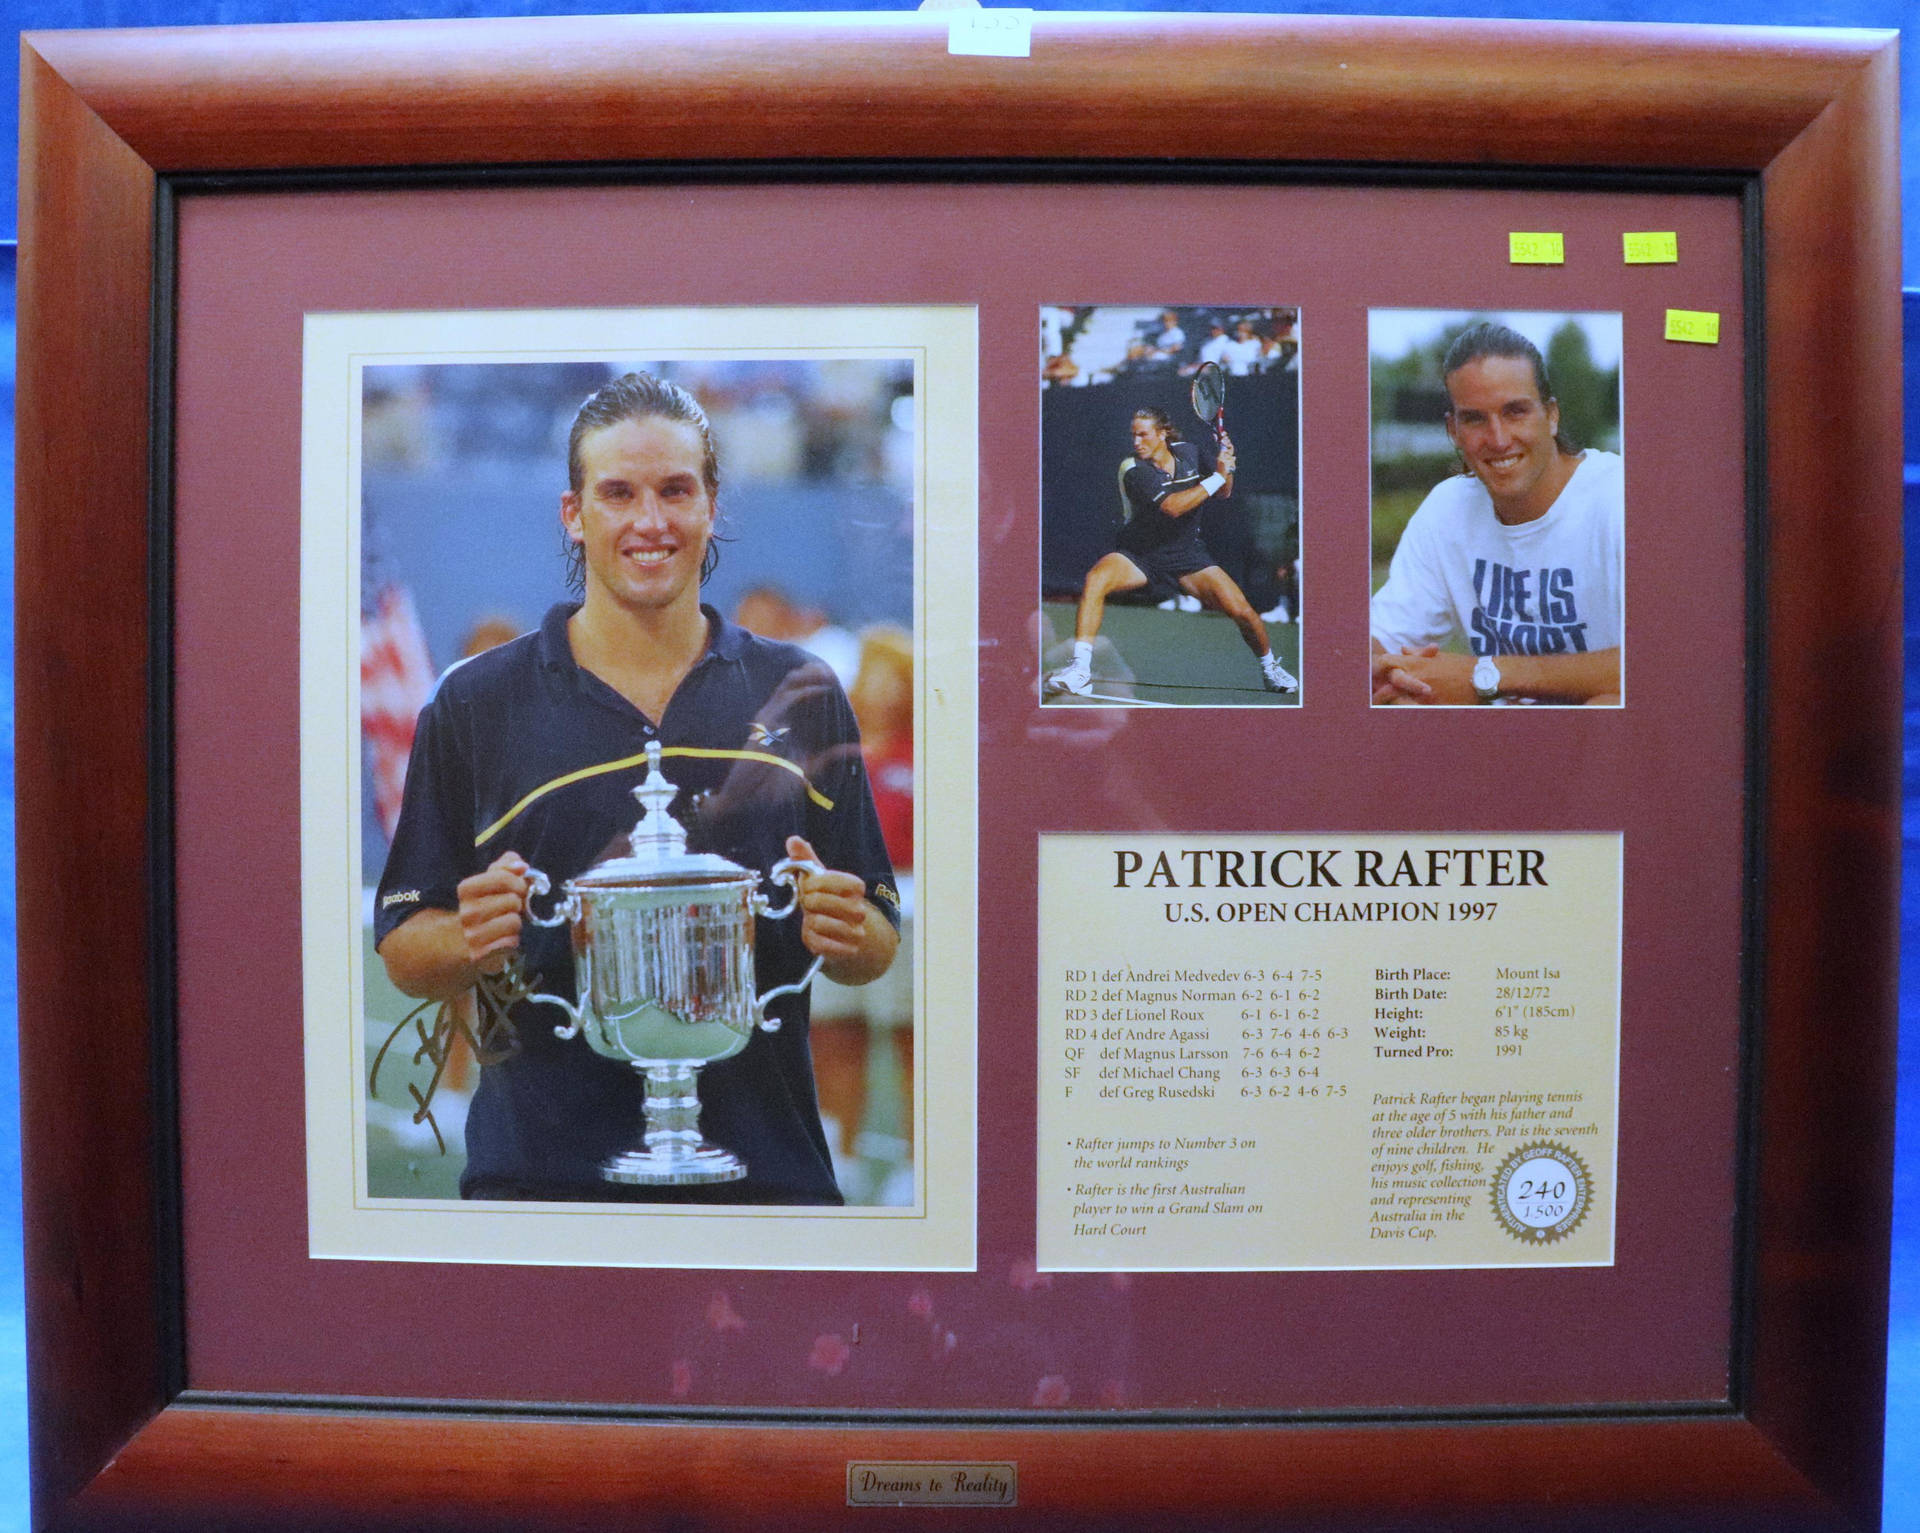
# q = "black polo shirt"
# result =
<box><xmin>1117</xmin><ymin>440</ymin><xmax>1206</xmax><ymax>558</ymax></box>
<box><xmin>375</xmin><ymin>602</ymin><xmax>899</xmax><ymax>1204</ymax></box>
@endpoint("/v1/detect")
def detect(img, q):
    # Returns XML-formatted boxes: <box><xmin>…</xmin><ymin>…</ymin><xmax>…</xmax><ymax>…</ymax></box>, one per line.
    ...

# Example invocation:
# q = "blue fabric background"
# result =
<box><xmin>0</xmin><ymin>2</ymin><xmax>1912</xmax><ymax>1525</ymax></box>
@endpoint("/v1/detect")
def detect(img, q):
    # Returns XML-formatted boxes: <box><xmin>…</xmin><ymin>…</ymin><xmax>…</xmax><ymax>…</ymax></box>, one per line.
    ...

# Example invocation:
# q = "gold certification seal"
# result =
<box><xmin>1490</xmin><ymin>1142</ymin><xmax>1592</xmax><ymax>1244</ymax></box>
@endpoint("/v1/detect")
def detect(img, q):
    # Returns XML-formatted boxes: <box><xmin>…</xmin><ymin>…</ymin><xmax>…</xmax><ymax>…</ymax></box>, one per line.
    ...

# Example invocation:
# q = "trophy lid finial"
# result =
<box><xmin>568</xmin><ymin>739</ymin><xmax>753</xmax><ymax>889</ymax></box>
<box><xmin>628</xmin><ymin>739</ymin><xmax>688</xmax><ymax>862</ymax></box>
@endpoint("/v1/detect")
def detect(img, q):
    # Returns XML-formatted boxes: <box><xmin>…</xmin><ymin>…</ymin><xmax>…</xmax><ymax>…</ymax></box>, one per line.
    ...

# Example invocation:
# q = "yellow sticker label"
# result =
<box><xmin>1665</xmin><ymin>309</ymin><xmax>1721</xmax><ymax>344</ymax></box>
<box><xmin>1508</xmin><ymin>232</ymin><xmax>1565</xmax><ymax>265</ymax></box>
<box><xmin>1623</xmin><ymin>231</ymin><xmax>1679</xmax><ymax>264</ymax></box>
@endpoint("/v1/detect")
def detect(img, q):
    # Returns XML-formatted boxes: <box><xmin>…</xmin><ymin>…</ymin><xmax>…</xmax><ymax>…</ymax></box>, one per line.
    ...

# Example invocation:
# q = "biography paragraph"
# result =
<box><xmin>1036</xmin><ymin>833</ymin><xmax>1620</xmax><ymax>1271</ymax></box>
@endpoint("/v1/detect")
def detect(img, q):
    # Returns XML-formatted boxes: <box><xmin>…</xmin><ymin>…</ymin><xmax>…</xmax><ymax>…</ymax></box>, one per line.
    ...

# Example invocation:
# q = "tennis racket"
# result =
<box><xmin>1190</xmin><ymin>360</ymin><xmax>1230</xmax><ymax>498</ymax></box>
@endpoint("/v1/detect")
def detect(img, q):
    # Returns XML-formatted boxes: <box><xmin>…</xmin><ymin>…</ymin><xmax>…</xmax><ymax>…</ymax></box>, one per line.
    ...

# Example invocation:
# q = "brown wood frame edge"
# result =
<box><xmin>134</xmin><ymin>151</ymin><xmax>1775</xmax><ymax>1450</ymax></box>
<box><xmin>16</xmin><ymin>13</ymin><xmax>1899</xmax><ymax>1532</ymax></box>
<box><xmin>167</xmin><ymin>159</ymin><xmax>1752</xmax><ymax>195</ymax></box>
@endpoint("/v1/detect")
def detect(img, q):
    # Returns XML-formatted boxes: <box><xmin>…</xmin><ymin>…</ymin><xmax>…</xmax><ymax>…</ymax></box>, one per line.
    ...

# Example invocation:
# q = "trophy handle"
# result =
<box><xmin>522</xmin><ymin>988</ymin><xmax>586</xmax><ymax>1040</ymax></box>
<box><xmin>499</xmin><ymin>872</ymin><xmax>582</xmax><ymax>1037</ymax></box>
<box><xmin>754</xmin><ymin>856</ymin><xmax>826</xmax><ymax>921</ymax></box>
<box><xmin>754</xmin><ymin>955</ymin><xmax>824</xmax><ymax>1034</ymax></box>
<box><xmin>752</xmin><ymin>856</ymin><xmax>831</xmax><ymax>1032</ymax></box>
<box><xmin>523</xmin><ymin>867</ymin><xmax>576</xmax><ymax>928</ymax></box>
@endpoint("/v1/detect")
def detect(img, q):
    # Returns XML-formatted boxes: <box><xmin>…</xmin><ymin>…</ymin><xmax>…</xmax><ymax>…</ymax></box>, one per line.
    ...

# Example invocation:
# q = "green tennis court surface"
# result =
<box><xmin>365</xmin><ymin>923</ymin><xmax>471</xmax><ymax>1199</ymax></box>
<box><xmin>1041</xmin><ymin>599</ymin><xmax>1302</xmax><ymax>707</ymax></box>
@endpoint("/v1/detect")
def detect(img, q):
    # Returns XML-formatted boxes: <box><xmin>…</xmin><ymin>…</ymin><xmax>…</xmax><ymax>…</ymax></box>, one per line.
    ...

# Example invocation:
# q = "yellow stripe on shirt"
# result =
<box><xmin>474</xmin><ymin>746</ymin><xmax>834</xmax><ymax>848</ymax></box>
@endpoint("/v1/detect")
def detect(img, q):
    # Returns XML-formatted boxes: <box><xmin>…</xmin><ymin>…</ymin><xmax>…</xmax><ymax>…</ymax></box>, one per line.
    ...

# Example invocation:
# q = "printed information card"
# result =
<box><xmin>1037</xmin><ymin>833</ymin><xmax>1620</xmax><ymax>1271</ymax></box>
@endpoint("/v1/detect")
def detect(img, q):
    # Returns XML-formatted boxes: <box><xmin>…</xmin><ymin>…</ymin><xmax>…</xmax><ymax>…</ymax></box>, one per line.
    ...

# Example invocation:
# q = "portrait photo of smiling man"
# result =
<box><xmin>300</xmin><ymin>305</ymin><xmax>979</xmax><ymax>1269</ymax></box>
<box><xmin>332</xmin><ymin>333</ymin><xmax>955</xmax><ymax>1227</ymax></box>
<box><xmin>1368</xmin><ymin>311</ymin><xmax>1624</xmax><ymax>707</ymax></box>
<box><xmin>373</xmin><ymin>369</ymin><xmax>902</xmax><ymax>1206</ymax></box>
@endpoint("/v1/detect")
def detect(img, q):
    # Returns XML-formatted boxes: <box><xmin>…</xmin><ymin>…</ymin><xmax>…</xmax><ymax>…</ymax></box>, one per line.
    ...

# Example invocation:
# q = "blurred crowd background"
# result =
<box><xmin>1042</xmin><ymin>303</ymin><xmax>1299</xmax><ymax>388</ymax></box>
<box><xmin>359</xmin><ymin>355</ymin><xmax>920</xmax><ymax>1207</ymax></box>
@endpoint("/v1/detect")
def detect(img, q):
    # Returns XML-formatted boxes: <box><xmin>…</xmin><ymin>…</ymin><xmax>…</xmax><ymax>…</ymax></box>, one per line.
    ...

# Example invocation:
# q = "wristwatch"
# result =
<box><xmin>1472</xmin><ymin>654</ymin><xmax>1502</xmax><ymax>703</ymax></box>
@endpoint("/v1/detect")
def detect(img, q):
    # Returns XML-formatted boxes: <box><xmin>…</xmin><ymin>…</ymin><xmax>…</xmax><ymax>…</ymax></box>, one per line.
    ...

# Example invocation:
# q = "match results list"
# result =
<box><xmin>1037</xmin><ymin>833</ymin><xmax>1620</xmax><ymax>1271</ymax></box>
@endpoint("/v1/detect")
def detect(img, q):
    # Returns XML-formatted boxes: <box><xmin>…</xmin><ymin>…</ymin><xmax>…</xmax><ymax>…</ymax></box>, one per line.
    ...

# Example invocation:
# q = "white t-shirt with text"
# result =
<box><xmin>1370</xmin><ymin>449</ymin><xmax>1623</xmax><ymax>660</ymax></box>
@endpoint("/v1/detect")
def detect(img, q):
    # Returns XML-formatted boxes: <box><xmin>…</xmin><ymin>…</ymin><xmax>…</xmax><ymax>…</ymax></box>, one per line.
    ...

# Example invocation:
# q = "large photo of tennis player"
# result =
<box><xmin>357</xmin><ymin>351</ymin><xmax>922</xmax><ymax>1210</ymax></box>
<box><xmin>1040</xmin><ymin>305</ymin><xmax>1303</xmax><ymax>707</ymax></box>
<box><xmin>1369</xmin><ymin>309</ymin><xmax>1624</xmax><ymax>707</ymax></box>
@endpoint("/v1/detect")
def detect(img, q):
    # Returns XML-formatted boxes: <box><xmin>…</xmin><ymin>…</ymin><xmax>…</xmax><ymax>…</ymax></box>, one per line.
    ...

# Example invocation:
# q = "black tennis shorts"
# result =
<box><xmin>1117</xmin><ymin>531</ymin><xmax>1217</xmax><ymax>603</ymax></box>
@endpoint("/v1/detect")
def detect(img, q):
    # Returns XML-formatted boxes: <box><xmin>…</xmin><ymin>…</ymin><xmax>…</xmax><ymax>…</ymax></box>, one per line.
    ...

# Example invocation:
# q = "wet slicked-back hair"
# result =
<box><xmin>563</xmin><ymin>370</ymin><xmax>722</xmax><ymax>591</ymax></box>
<box><xmin>1131</xmin><ymin>405</ymin><xmax>1182</xmax><ymax>443</ymax></box>
<box><xmin>1441</xmin><ymin>321</ymin><xmax>1578</xmax><ymax>455</ymax></box>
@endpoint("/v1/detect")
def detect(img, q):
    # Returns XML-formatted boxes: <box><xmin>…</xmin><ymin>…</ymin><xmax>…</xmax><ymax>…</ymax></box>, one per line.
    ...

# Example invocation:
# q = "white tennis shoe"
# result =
<box><xmin>1260</xmin><ymin>654</ymin><xmax>1299</xmax><ymax>694</ymax></box>
<box><xmin>1045</xmin><ymin>661</ymin><xmax>1092</xmax><ymax>697</ymax></box>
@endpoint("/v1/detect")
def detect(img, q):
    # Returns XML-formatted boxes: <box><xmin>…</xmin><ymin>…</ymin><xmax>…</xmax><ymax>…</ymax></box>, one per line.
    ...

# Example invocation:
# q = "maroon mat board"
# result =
<box><xmin>172</xmin><ymin>179</ymin><xmax>1745</xmax><ymax>1411</ymax></box>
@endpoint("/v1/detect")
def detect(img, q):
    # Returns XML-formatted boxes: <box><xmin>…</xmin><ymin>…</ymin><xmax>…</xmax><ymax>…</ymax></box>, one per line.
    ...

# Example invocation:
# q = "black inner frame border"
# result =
<box><xmin>146</xmin><ymin>156</ymin><xmax>1768</xmax><ymax>1431</ymax></box>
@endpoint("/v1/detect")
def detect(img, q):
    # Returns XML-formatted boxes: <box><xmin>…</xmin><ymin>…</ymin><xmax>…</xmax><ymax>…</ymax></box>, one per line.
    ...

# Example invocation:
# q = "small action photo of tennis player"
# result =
<box><xmin>1039</xmin><ymin>304</ymin><xmax>1303</xmax><ymax>708</ymax></box>
<box><xmin>1369</xmin><ymin>309</ymin><xmax>1624</xmax><ymax>707</ymax></box>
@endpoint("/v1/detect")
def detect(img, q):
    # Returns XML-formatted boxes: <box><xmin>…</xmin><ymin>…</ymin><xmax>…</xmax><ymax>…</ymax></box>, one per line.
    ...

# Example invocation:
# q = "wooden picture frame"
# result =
<box><xmin>17</xmin><ymin>13</ymin><xmax>1899</xmax><ymax>1529</ymax></box>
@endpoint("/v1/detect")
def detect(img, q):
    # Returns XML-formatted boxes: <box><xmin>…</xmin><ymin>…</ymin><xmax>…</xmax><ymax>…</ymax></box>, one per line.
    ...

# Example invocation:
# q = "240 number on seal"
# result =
<box><xmin>1490</xmin><ymin>1142</ymin><xmax>1593</xmax><ymax>1244</ymax></box>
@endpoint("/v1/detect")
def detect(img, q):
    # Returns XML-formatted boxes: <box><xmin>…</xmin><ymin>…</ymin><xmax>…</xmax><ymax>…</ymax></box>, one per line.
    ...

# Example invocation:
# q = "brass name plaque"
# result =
<box><xmin>847</xmin><ymin>1462</ymin><xmax>1017</xmax><ymax>1507</ymax></box>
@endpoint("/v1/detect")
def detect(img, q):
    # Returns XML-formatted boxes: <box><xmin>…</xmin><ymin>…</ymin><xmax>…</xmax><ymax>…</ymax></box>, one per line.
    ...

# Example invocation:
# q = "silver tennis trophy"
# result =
<box><xmin>521</xmin><ymin>740</ymin><xmax>823</xmax><ymax>1186</ymax></box>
